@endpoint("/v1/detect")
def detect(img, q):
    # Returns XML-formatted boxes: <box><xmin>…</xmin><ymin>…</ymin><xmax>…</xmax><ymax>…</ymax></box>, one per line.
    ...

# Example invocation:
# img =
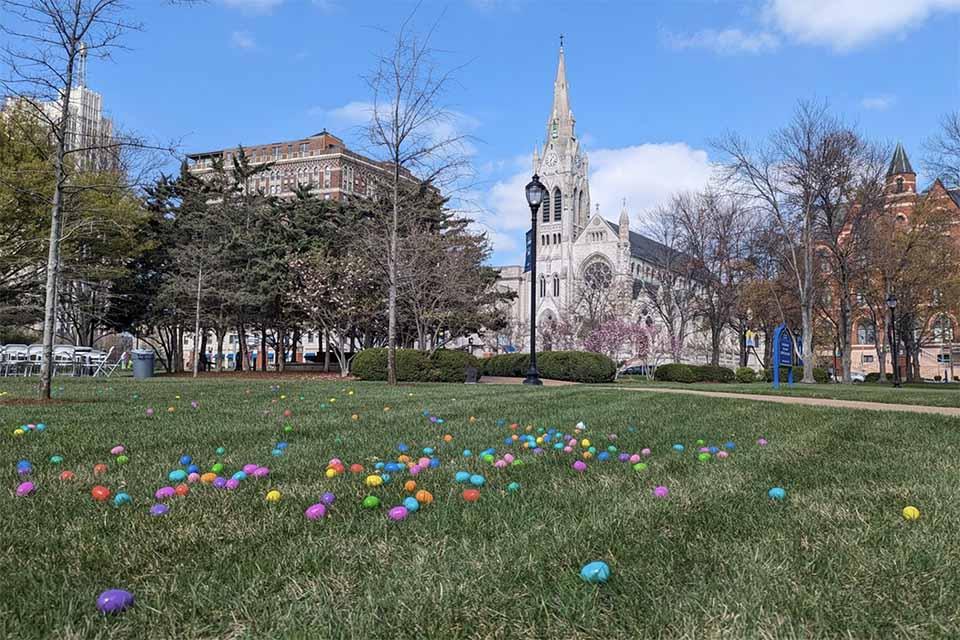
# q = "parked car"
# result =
<box><xmin>619</xmin><ymin>364</ymin><xmax>655</xmax><ymax>378</ymax></box>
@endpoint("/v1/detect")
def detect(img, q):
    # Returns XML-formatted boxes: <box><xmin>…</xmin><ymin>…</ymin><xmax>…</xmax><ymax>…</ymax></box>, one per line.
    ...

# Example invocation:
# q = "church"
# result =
<box><xmin>493</xmin><ymin>45</ymin><xmax>735</xmax><ymax>365</ymax></box>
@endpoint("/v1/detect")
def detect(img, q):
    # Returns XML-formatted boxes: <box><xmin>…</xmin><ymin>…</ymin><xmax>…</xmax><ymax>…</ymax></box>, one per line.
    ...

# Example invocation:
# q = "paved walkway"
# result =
<box><xmin>613</xmin><ymin>385</ymin><xmax>960</xmax><ymax>417</ymax></box>
<box><xmin>480</xmin><ymin>376</ymin><xmax>575</xmax><ymax>387</ymax></box>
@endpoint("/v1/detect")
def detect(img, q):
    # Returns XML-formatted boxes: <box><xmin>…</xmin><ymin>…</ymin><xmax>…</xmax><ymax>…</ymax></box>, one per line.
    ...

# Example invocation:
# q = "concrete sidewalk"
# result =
<box><xmin>613</xmin><ymin>385</ymin><xmax>960</xmax><ymax>418</ymax></box>
<box><xmin>479</xmin><ymin>376</ymin><xmax>575</xmax><ymax>387</ymax></box>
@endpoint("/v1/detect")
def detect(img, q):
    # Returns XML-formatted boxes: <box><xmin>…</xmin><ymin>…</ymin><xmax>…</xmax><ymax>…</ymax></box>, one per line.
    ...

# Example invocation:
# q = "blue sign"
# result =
<box><xmin>772</xmin><ymin>323</ymin><xmax>794</xmax><ymax>389</ymax></box>
<box><xmin>523</xmin><ymin>230</ymin><xmax>532</xmax><ymax>272</ymax></box>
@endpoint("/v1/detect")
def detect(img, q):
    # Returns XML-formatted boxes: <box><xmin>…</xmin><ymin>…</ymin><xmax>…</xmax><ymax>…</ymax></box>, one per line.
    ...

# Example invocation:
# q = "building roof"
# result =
<box><xmin>606</xmin><ymin>221</ymin><xmax>678</xmax><ymax>265</ymax></box>
<box><xmin>949</xmin><ymin>188</ymin><xmax>960</xmax><ymax>209</ymax></box>
<box><xmin>887</xmin><ymin>142</ymin><xmax>915</xmax><ymax>176</ymax></box>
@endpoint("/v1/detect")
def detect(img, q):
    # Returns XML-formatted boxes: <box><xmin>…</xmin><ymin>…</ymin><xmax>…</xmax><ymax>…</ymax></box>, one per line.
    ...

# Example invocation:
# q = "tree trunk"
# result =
<box><xmin>386</xmin><ymin>166</ymin><xmax>399</xmax><ymax>385</ymax></box>
<box><xmin>260</xmin><ymin>329</ymin><xmax>267</xmax><ymax>372</ymax></box>
<box><xmin>839</xmin><ymin>292</ymin><xmax>852</xmax><ymax>384</ymax></box>
<box><xmin>801</xmin><ymin>222</ymin><xmax>815</xmax><ymax>384</ymax></box>
<box><xmin>216</xmin><ymin>331</ymin><xmax>225</xmax><ymax>372</ymax></box>
<box><xmin>875</xmin><ymin>322</ymin><xmax>887</xmax><ymax>383</ymax></box>
<box><xmin>192</xmin><ymin>269</ymin><xmax>202</xmax><ymax>378</ymax></box>
<box><xmin>277</xmin><ymin>327</ymin><xmax>285</xmax><ymax>372</ymax></box>
<box><xmin>38</xmin><ymin>52</ymin><xmax>78</xmax><ymax>399</ymax></box>
<box><xmin>710</xmin><ymin>324</ymin><xmax>722</xmax><ymax>366</ymax></box>
<box><xmin>323</xmin><ymin>330</ymin><xmax>331</xmax><ymax>372</ymax></box>
<box><xmin>236</xmin><ymin>324</ymin><xmax>246</xmax><ymax>371</ymax></box>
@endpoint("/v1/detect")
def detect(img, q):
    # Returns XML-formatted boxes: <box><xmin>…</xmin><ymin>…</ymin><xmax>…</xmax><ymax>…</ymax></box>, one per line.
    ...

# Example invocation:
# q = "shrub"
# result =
<box><xmin>934</xmin><ymin>374</ymin><xmax>943</xmax><ymax>382</ymax></box>
<box><xmin>762</xmin><ymin>366</ymin><xmax>830</xmax><ymax>384</ymax></box>
<box><xmin>691</xmin><ymin>365</ymin><xmax>735</xmax><ymax>383</ymax></box>
<box><xmin>351</xmin><ymin>348</ymin><xmax>481</xmax><ymax>383</ymax></box>
<box><xmin>864</xmin><ymin>372</ymin><xmax>893</xmax><ymax>383</ymax></box>
<box><xmin>654</xmin><ymin>363</ymin><xmax>697</xmax><ymax>383</ymax></box>
<box><xmin>735</xmin><ymin>367</ymin><xmax>756</xmax><ymax>383</ymax></box>
<box><xmin>480</xmin><ymin>351</ymin><xmax>616</xmax><ymax>383</ymax></box>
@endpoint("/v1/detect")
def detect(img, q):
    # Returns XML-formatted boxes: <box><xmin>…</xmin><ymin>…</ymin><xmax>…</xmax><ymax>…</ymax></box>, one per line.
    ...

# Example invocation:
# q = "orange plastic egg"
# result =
<box><xmin>404</xmin><ymin>480</ymin><xmax>417</xmax><ymax>492</ymax></box>
<box><xmin>415</xmin><ymin>490</ymin><xmax>433</xmax><ymax>504</ymax></box>
<box><xmin>200</xmin><ymin>472</ymin><xmax>217</xmax><ymax>484</ymax></box>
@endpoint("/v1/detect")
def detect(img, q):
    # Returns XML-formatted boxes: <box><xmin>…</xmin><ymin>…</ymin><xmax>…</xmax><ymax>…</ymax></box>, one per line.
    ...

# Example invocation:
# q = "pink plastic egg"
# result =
<box><xmin>572</xmin><ymin>460</ymin><xmax>587</xmax><ymax>472</ymax></box>
<box><xmin>494</xmin><ymin>460</ymin><xmax>508</xmax><ymax>469</ymax></box>
<box><xmin>252</xmin><ymin>467</ymin><xmax>270</xmax><ymax>478</ymax></box>
<box><xmin>641</xmin><ymin>448</ymin><xmax>651</xmax><ymax>457</ymax></box>
<box><xmin>503</xmin><ymin>453</ymin><xmax>515</xmax><ymax>463</ymax></box>
<box><xmin>305</xmin><ymin>503</ymin><xmax>327</xmax><ymax>520</ymax></box>
<box><xmin>716</xmin><ymin>451</ymin><xmax>729</xmax><ymax>459</ymax></box>
<box><xmin>653</xmin><ymin>485</ymin><xmax>670</xmax><ymax>498</ymax></box>
<box><xmin>187</xmin><ymin>472</ymin><xmax>200</xmax><ymax>484</ymax></box>
<box><xmin>242</xmin><ymin>464</ymin><xmax>258</xmax><ymax>475</ymax></box>
<box><xmin>563</xmin><ymin>446</ymin><xmax>573</xmax><ymax>454</ymax></box>
<box><xmin>110</xmin><ymin>445</ymin><xmax>125</xmax><ymax>456</ymax></box>
<box><xmin>629</xmin><ymin>454</ymin><xmax>641</xmax><ymax>464</ymax></box>
<box><xmin>225</xmin><ymin>478</ymin><xmax>239</xmax><ymax>490</ymax></box>
<box><xmin>16</xmin><ymin>481</ymin><xmax>35</xmax><ymax>497</ymax></box>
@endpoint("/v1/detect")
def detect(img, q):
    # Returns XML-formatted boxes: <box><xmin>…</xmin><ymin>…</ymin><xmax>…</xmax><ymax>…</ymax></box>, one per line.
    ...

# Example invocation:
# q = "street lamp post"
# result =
<box><xmin>886</xmin><ymin>293</ymin><xmax>901</xmax><ymax>388</ymax></box>
<box><xmin>523</xmin><ymin>174</ymin><xmax>547</xmax><ymax>386</ymax></box>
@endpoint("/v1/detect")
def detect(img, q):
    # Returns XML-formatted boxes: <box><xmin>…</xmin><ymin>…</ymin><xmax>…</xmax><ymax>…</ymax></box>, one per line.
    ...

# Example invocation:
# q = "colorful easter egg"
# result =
<box><xmin>572</xmin><ymin>460</ymin><xmax>587</xmax><ymax>472</ymax></box>
<box><xmin>305</xmin><ymin>503</ymin><xmax>327</xmax><ymax>520</ymax></box>
<box><xmin>415</xmin><ymin>490</ymin><xmax>433</xmax><ymax>504</ymax></box>
<box><xmin>672</xmin><ymin>444</ymin><xmax>684</xmax><ymax>452</ymax></box>
<box><xmin>902</xmin><ymin>506</ymin><xmax>920</xmax><ymax>521</ymax></box>
<box><xmin>403</xmin><ymin>497</ymin><xmax>420</xmax><ymax>512</ymax></box>
<box><xmin>768</xmin><ymin>487</ymin><xmax>786</xmax><ymax>501</ymax></box>
<box><xmin>469</xmin><ymin>474</ymin><xmax>486</xmax><ymax>487</ymax></box>
<box><xmin>155</xmin><ymin>487</ymin><xmax>175</xmax><ymax>500</ymax></box>
<box><xmin>168</xmin><ymin>470</ymin><xmax>187</xmax><ymax>482</ymax></box>
<box><xmin>387</xmin><ymin>505</ymin><xmax>408</xmax><ymax>521</ymax></box>
<box><xmin>462</xmin><ymin>489</ymin><xmax>480</xmax><ymax>502</ymax></box>
<box><xmin>110</xmin><ymin>446</ymin><xmax>125</xmax><ymax>456</ymax></box>
<box><xmin>362</xmin><ymin>495</ymin><xmax>381</xmax><ymax>509</ymax></box>
<box><xmin>96</xmin><ymin>589</ymin><xmax>134</xmax><ymax>614</ymax></box>
<box><xmin>174</xmin><ymin>484</ymin><xmax>190</xmax><ymax>497</ymax></box>
<box><xmin>652</xmin><ymin>486</ymin><xmax>669</xmax><ymax>499</ymax></box>
<box><xmin>179</xmin><ymin>455</ymin><xmax>192</xmax><ymax>466</ymax></box>
<box><xmin>91</xmin><ymin>485</ymin><xmax>111</xmax><ymax>501</ymax></box>
<box><xmin>632</xmin><ymin>462</ymin><xmax>648</xmax><ymax>472</ymax></box>
<box><xmin>454</xmin><ymin>471</ymin><xmax>470</xmax><ymax>483</ymax></box>
<box><xmin>150</xmin><ymin>503</ymin><xmax>169</xmax><ymax>516</ymax></box>
<box><xmin>757</xmin><ymin>438</ymin><xmax>768</xmax><ymax>446</ymax></box>
<box><xmin>266</xmin><ymin>490</ymin><xmax>282</xmax><ymax>502</ymax></box>
<box><xmin>16</xmin><ymin>481</ymin><xmax>35</xmax><ymax>497</ymax></box>
<box><xmin>200</xmin><ymin>472</ymin><xmax>216</xmax><ymax>484</ymax></box>
<box><xmin>506</xmin><ymin>482</ymin><xmax>521</xmax><ymax>493</ymax></box>
<box><xmin>59</xmin><ymin>470</ymin><xmax>75</xmax><ymax>481</ymax></box>
<box><xmin>364</xmin><ymin>475</ymin><xmax>383</xmax><ymax>488</ymax></box>
<box><xmin>580</xmin><ymin>561</ymin><xmax>610</xmax><ymax>584</ymax></box>
<box><xmin>113</xmin><ymin>492</ymin><xmax>131</xmax><ymax>506</ymax></box>
<box><xmin>93</xmin><ymin>463</ymin><xmax>107</xmax><ymax>475</ymax></box>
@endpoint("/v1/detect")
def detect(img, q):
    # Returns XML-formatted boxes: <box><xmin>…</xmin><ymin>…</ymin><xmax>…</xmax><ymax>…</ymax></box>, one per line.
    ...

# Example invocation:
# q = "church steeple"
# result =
<box><xmin>547</xmin><ymin>41</ymin><xmax>575</xmax><ymax>143</ymax></box>
<box><xmin>885</xmin><ymin>142</ymin><xmax>917</xmax><ymax>195</ymax></box>
<box><xmin>618</xmin><ymin>199</ymin><xmax>630</xmax><ymax>243</ymax></box>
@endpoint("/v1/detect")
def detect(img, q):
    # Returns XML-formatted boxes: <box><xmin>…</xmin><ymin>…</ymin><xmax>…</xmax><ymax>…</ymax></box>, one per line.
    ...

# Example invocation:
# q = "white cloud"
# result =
<box><xmin>478</xmin><ymin>143</ymin><xmax>714</xmax><ymax>265</ymax></box>
<box><xmin>230</xmin><ymin>31</ymin><xmax>256</xmax><ymax>50</ymax></box>
<box><xmin>222</xmin><ymin>0</ymin><xmax>283</xmax><ymax>14</ymax></box>
<box><xmin>764</xmin><ymin>0</ymin><xmax>960</xmax><ymax>51</ymax></box>
<box><xmin>664</xmin><ymin>28</ymin><xmax>780</xmax><ymax>54</ymax></box>
<box><xmin>861</xmin><ymin>95</ymin><xmax>896</xmax><ymax>110</ymax></box>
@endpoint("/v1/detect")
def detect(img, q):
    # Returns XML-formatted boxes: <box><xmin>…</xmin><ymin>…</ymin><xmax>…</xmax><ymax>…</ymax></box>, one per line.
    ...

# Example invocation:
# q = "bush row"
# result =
<box><xmin>351</xmin><ymin>348</ymin><xmax>481</xmax><ymax>383</ymax></box>
<box><xmin>654</xmin><ymin>363</ymin><xmax>736</xmax><ymax>383</ymax></box>
<box><xmin>654</xmin><ymin>363</ymin><xmax>830</xmax><ymax>384</ymax></box>
<box><xmin>480</xmin><ymin>351</ymin><xmax>617</xmax><ymax>384</ymax></box>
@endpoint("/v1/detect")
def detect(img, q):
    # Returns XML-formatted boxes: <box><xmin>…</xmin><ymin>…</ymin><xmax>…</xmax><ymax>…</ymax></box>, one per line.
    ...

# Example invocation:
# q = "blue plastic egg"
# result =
<box><xmin>455</xmin><ymin>471</ymin><xmax>470</xmax><ymax>483</ymax></box>
<box><xmin>168</xmin><ymin>469</ymin><xmax>187</xmax><ymax>482</ymax></box>
<box><xmin>580</xmin><ymin>561</ymin><xmax>610</xmax><ymax>584</ymax></box>
<box><xmin>462</xmin><ymin>449</ymin><xmax>472</xmax><ymax>457</ymax></box>
<box><xmin>768</xmin><ymin>487</ymin><xmax>786</xmax><ymax>501</ymax></box>
<box><xmin>113</xmin><ymin>492</ymin><xmax>132</xmax><ymax>506</ymax></box>
<box><xmin>402</xmin><ymin>496</ymin><xmax>420</xmax><ymax>512</ymax></box>
<box><xmin>276</xmin><ymin>442</ymin><xmax>288</xmax><ymax>450</ymax></box>
<box><xmin>469</xmin><ymin>474</ymin><xmax>485</xmax><ymax>487</ymax></box>
<box><xmin>397</xmin><ymin>443</ymin><xmax>409</xmax><ymax>453</ymax></box>
<box><xmin>672</xmin><ymin>444</ymin><xmax>685</xmax><ymax>452</ymax></box>
<box><xmin>179</xmin><ymin>455</ymin><xmax>192</xmax><ymax>466</ymax></box>
<box><xmin>597</xmin><ymin>451</ymin><xmax>610</xmax><ymax>462</ymax></box>
<box><xmin>725</xmin><ymin>441</ymin><xmax>736</xmax><ymax>450</ymax></box>
<box><xmin>271</xmin><ymin>448</ymin><xmax>283</xmax><ymax>457</ymax></box>
<box><xmin>187</xmin><ymin>464</ymin><xmax>199</xmax><ymax>474</ymax></box>
<box><xmin>232</xmin><ymin>471</ymin><xmax>247</xmax><ymax>481</ymax></box>
<box><xmin>429</xmin><ymin>458</ymin><xmax>440</xmax><ymax>468</ymax></box>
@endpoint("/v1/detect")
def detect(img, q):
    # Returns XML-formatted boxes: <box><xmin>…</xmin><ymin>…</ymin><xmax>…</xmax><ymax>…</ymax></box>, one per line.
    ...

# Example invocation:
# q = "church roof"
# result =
<box><xmin>887</xmin><ymin>142</ymin><xmax>915</xmax><ymax>176</ymax></box>
<box><xmin>607</xmin><ymin>221</ymin><xmax>680</xmax><ymax>265</ymax></box>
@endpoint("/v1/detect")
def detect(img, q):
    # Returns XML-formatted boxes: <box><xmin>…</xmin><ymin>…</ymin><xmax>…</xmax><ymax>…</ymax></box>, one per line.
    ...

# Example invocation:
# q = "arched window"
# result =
<box><xmin>857</xmin><ymin>321</ymin><xmax>876</xmax><ymax>345</ymax></box>
<box><xmin>579</xmin><ymin>190</ymin><xmax>585</xmax><ymax>221</ymax></box>
<box><xmin>553</xmin><ymin>274</ymin><xmax>560</xmax><ymax>297</ymax></box>
<box><xmin>542</xmin><ymin>195</ymin><xmax>550</xmax><ymax>223</ymax></box>
<box><xmin>553</xmin><ymin>188</ymin><xmax>562</xmax><ymax>222</ymax></box>
<box><xmin>539</xmin><ymin>276</ymin><xmax>546</xmax><ymax>298</ymax></box>
<box><xmin>933</xmin><ymin>316</ymin><xmax>955</xmax><ymax>342</ymax></box>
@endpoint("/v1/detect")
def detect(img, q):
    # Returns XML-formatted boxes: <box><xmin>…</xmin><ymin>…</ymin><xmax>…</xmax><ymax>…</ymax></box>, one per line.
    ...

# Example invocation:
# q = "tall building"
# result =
<box><xmin>492</xmin><ymin>45</ymin><xmax>741</xmax><ymax>366</ymax></box>
<box><xmin>3</xmin><ymin>44</ymin><xmax>116</xmax><ymax>172</ymax></box>
<box><xmin>186</xmin><ymin>130</ymin><xmax>413</xmax><ymax>200</ymax></box>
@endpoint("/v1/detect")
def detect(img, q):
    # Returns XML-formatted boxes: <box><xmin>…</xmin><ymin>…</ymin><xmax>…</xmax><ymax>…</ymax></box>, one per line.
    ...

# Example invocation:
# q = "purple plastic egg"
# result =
<box><xmin>305</xmin><ymin>503</ymin><xmax>327</xmax><ymax>520</ymax></box>
<box><xmin>243</xmin><ymin>464</ymin><xmax>258</xmax><ymax>475</ymax></box>
<box><xmin>96</xmin><ymin>589</ymin><xmax>134</xmax><ymax>614</ymax></box>
<box><xmin>213</xmin><ymin>477</ymin><xmax>227</xmax><ymax>489</ymax></box>
<box><xmin>387</xmin><ymin>505</ymin><xmax>409</xmax><ymax>521</ymax></box>
<box><xmin>699</xmin><ymin>447</ymin><xmax>710</xmax><ymax>453</ymax></box>
<box><xmin>757</xmin><ymin>438</ymin><xmax>768</xmax><ymax>446</ymax></box>
<box><xmin>16</xmin><ymin>481</ymin><xmax>35</xmax><ymax>497</ymax></box>
<box><xmin>618</xmin><ymin>453</ymin><xmax>630</xmax><ymax>462</ymax></box>
<box><xmin>225</xmin><ymin>478</ymin><xmax>240</xmax><ymax>490</ymax></box>
<box><xmin>321</xmin><ymin>492</ymin><xmax>336</xmax><ymax>505</ymax></box>
<box><xmin>653</xmin><ymin>486</ymin><xmax>670</xmax><ymax>498</ymax></box>
<box><xmin>252</xmin><ymin>467</ymin><xmax>269</xmax><ymax>478</ymax></box>
<box><xmin>572</xmin><ymin>460</ymin><xmax>587</xmax><ymax>472</ymax></box>
<box><xmin>409</xmin><ymin>465</ymin><xmax>421</xmax><ymax>476</ymax></box>
<box><xmin>150</xmin><ymin>503</ymin><xmax>169</xmax><ymax>516</ymax></box>
<box><xmin>533</xmin><ymin>447</ymin><xmax>545</xmax><ymax>455</ymax></box>
<box><xmin>154</xmin><ymin>486</ymin><xmax>175</xmax><ymax>500</ymax></box>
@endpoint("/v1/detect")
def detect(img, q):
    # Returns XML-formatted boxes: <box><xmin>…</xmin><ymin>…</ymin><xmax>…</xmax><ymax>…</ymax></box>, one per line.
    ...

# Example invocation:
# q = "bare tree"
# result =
<box><xmin>715</xmin><ymin>101</ymin><xmax>845</xmax><ymax>383</ymax></box>
<box><xmin>643</xmin><ymin>203</ymin><xmax>699</xmax><ymax>363</ymax></box>
<box><xmin>0</xmin><ymin>0</ymin><xmax>191</xmax><ymax>398</ymax></box>
<box><xmin>925</xmin><ymin>111</ymin><xmax>960</xmax><ymax>188</ymax></box>
<box><xmin>363</xmin><ymin>12</ymin><xmax>469</xmax><ymax>384</ymax></box>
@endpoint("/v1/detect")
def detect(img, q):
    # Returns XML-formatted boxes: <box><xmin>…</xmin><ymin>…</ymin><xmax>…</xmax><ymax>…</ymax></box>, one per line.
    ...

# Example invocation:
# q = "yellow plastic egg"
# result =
<box><xmin>266</xmin><ymin>490</ymin><xmax>282</xmax><ymax>503</ymax></box>
<box><xmin>902</xmin><ymin>506</ymin><xmax>920</xmax><ymax>521</ymax></box>
<box><xmin>325</xmin><ymin>468</ymin><xmax>338</xmax><ymax>479</ymax></box>
<box><xmin>365</xmin><ymin>475</ymin><xmax>383</xmax><ymax>488</ymax></box>
<box><xmin>581</xmin><ymin>439</ymin><xmax>591</xmax><ymax>448</ymax></box>
<box><xmin>13</xmin><ymin>428</ymin><xmax>24</xmax><ymax>437</ymax></box>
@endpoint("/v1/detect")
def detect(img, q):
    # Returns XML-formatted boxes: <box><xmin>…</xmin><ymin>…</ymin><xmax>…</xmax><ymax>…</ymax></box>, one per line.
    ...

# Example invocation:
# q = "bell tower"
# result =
<box><xmin>536</xmin><ymin>41</ymin><xmax>590</xmax><ymax>243</ymax></box>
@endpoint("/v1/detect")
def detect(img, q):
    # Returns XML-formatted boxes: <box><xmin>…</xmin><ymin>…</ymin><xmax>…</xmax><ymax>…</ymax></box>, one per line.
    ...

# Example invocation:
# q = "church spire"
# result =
<box><xmin>618</xmin><ymin>199</ymin><xmax>630</xmax><ymax>243</ymax></box>
<box><xmin>547</xmin><ymin>41</ymin><xmax>574</xmax><ymax>143</ymax></box>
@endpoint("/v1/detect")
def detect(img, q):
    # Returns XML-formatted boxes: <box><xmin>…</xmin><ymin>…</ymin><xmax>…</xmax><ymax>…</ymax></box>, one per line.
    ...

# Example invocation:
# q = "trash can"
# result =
<box><xmin>131</xmin><ymin>349</ymin><xmax>156</xmax><ymax>380</ymax></box>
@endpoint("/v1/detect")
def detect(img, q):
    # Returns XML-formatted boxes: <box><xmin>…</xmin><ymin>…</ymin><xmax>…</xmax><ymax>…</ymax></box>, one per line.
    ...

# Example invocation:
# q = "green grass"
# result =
<box><xmin>617</xmin><ymin>376</ymin><xmax>960</xmax><ymax>407</ymax></box>
<box><xmin>3</xmin><ymin>377</ymin><xmax>960</xmax><ymax>639</ymax></box>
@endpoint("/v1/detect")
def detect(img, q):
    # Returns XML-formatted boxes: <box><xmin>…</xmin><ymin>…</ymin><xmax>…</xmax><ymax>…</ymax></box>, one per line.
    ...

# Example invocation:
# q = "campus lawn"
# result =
<box><xmin>617</xmin><ymin>375</ymin><xmax>960</xmax><ymax>408</ymax></box>
<box><xmin>3</xmin><ymin>377</ymin><xmax>960</xmax><ymax>639</ymax></box>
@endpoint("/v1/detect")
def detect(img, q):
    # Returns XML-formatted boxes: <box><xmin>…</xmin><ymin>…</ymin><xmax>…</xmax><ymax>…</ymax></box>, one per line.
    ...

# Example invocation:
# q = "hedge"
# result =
<box><xmin>351</xmin><ymin>348</ymin><xmax>481</xmax><ymax>383</ymax></box>
<box><xmin>691</xmin><ymin>365</ymin><xmax>735</xmax><ymax>383</ymax></box>
<box><xmin>735</xmin><ymin>366</ymin><xmax>756</xmax><ymax>383</ymax></box>
<box><xmin>654</xmin><ymin>363</ymin><xmax>697</xmax><ymax>383</ymax></box>
<box><xmin>480</xmin><ymin>351</ymin><xmax>617</xmax><ymax>383</ymax></box>
<box><xmin>762</xmin><ymin>366</ymin><xmax>829</xmax><ymax>384</ymax></box>
<box><xmin>864</xmin><ymin>372</ymin><xmax>894</xmax><ymax>383</ymax></box>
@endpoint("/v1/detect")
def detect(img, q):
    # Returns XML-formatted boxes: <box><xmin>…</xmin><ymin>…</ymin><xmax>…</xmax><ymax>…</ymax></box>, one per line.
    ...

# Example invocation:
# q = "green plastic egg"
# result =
<box><xmin>116</xmin><ymin>455</ymin><xmax>129</xmax><ymax>465</ymax></box>
<box><xmin>212</xmin><ymin>462</ymin><xmax>224</xmax><ymax>473</ymax></box>
<box><xmin>362</xmin><ymin>495</ymin><xmax>381</xmax><ymax>509</ymax></box>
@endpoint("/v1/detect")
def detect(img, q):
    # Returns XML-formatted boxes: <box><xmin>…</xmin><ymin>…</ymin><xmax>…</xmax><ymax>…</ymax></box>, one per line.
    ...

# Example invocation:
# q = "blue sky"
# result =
<box><xmin>35</xmin><ymin>0</ymin><xmax>960</xmax><ymax>264</ymax></box>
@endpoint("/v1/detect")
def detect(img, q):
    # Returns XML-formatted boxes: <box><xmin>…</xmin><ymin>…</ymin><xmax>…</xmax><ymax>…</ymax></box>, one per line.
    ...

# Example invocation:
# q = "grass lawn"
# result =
<box><xmin>617</xmin><ymin>376</ymin><xmax>960</xmax><ymax>408</ymax></box>
<box><xmin>3</xmin><ymin>376</ymin><xmax>960</xmax><ymax>639</ymax></box>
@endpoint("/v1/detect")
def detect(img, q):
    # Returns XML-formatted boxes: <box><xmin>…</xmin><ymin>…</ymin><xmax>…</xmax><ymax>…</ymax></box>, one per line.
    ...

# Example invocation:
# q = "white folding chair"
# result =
<box><xmin>25</xmin><ymin>344</ymin><xmax>43</xmax><ymax>376</ymax></box>
<box><xmin>99</xmin><ymin>349</ymin><xmax>124</xmax><ymax>377</ymax></box>
<box><xmin>53</xmin><ymin>345</ymin><xmax>76</xmax><ymax>376</ymax></box>
<box><xmin>89</xmin><ymin>346</ymin><xmax>114</xmax><ymax>377</ymax></box>
<box><xmin>2</xmin><ymin>344</ymin><xmax>28</xmax><ymax>376</ymax></box>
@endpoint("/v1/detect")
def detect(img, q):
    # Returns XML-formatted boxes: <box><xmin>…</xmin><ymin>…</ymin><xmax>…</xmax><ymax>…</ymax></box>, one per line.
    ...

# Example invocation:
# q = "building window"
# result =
<box><xmin>896</xmin><ymin>177</ymin><xmax>904</xmax><ymax>193</ymax></box>
<box><xmin>299</xmin><ymin>143</ymin><xmax>308</xmax><ymax>155</ymax></box>
<box><xmin>307</xmin><ymin>332</ymin><xmax>314</xmax><ymax>342</ymax></box>
<box><xmin>553</xmin><ymin>275</ymin><xmax>560</xmax><ymax>296</ymax></box>
<box><xmin>542</xmin><ymin>195</ymin><xmax>550</xmax><ymax>223</ymax></box>
<box><xmin>856</xmin><ymin>321</ymin><xmax>876</xmax><ymax>345</ymax></box>
<box><xmin>553</xmin><ymin>188</ymin><xmax>562</xmax><ymax>221</ymax></box>
<box><xmin>323</xmin><ymin>167</ymin><xmax>331</xmax><ymax>188</ymax></box>
<box><xmin>539</xmin><ymin>276</ymin><xmax>546</xmax><ymax>297</ymax></box>
<box><xmin>583</xmin><ymin>260</ymin><xmax>613</xmax><ymax>290</ymax></box>
<box><xmin>863</xmin><ymin>355</ymin><xmax>874</xmax><ymax>363</ymax></box>
<box><xmin>272</xmin><ymin>146</ymin><xmax>280</xmax><ymax>160</ymax></box>
<box><xmin>933</xmin><ymin>317</ymin><xmax>954</xmax><ymax>341</ymax></box>
<box><xmin>938</xmin><ymin>354</ymin><xmax>952</xmax><ymax>363</ymax></box>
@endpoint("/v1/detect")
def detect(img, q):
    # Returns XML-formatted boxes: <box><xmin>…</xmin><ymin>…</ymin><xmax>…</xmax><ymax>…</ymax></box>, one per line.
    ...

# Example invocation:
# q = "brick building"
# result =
<box><xmin>847</xmin><ymin>143</ymin><xmax>960</xmax><ymax>380</ymax></box>
<box><xmin>186</xmin><ymin>130</ymin><xmax>413</xmax><ymax>201</ymax></box>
